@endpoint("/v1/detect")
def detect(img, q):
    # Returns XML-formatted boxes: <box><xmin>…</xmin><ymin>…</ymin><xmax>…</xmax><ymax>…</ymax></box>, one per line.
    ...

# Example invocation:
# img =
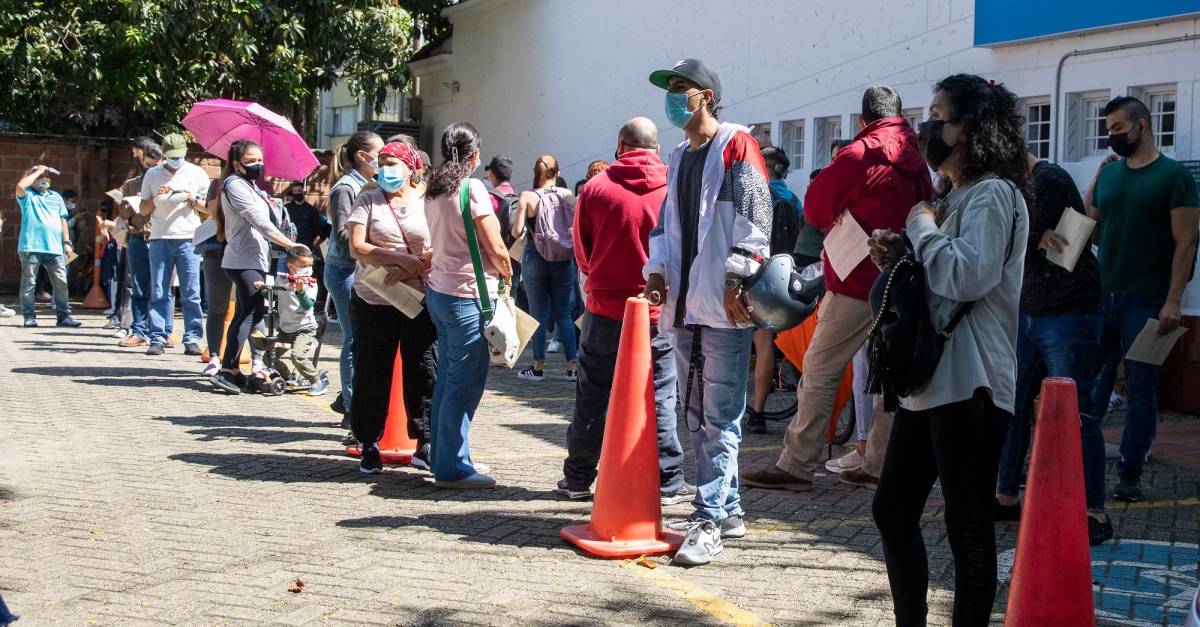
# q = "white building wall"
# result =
<box><xmin>413</xmin><ymin>0</ymin><xmax>1200</xmax><ymax>308</ymax></box>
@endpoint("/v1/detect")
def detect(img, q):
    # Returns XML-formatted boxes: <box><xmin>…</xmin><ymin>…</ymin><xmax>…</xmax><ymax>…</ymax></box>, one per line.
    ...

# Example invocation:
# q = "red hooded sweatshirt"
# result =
<box><xmin>573</xmin><ymin>148</ymin><xmax>668</xmax><ymax>322</ymax></box>
<box><xmin>804</xmin><ymin>117</ymin><xmax>933</xmax><ymax>300</ymax></box>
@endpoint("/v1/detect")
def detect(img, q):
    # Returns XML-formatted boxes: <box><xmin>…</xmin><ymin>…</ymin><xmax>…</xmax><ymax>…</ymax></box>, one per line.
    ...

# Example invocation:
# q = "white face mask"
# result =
<box><xmin>292</xmin><ymin>267</ymin><xmax>313</xmax><ymax>277</ymax></box>
<box><xmin>35</xmin><ymin>179</ymin><xmax>50</xmax><ymax>192</ymax></box>
<box><xmin>165</xmin><ymin>157</ymin><xmax>184</xmax><ymax>169</ymax></box>
<box><xmin>65</xmin><ymin>200</ymin><xmax>76</xmax><ymax>210</ymax></box>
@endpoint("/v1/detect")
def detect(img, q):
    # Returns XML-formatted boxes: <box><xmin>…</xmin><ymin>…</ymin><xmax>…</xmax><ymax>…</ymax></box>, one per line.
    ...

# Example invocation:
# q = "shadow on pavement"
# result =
<box><xmin>11</xmin><ymin>366</ymin><xmax>197</xmax><ymax>378</ymax></box>
<box><xmin>338</xmin><ymin>509</ymin><xmax>575</xmax><ymax>551</ymax></box>
<box><xmin>154</xmin><ymin>414</ymin><xmax>329</xmax><ymax>429</ymax></box>
<box><xmin>186</xmin><ymin>427</ymin><xmax>342</xmax><ymax>445</ymax></box>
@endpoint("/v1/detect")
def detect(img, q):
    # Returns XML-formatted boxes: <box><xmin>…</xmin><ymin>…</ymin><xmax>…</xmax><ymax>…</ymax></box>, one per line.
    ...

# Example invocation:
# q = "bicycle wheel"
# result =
<box><xmin>746</xmin><ymin>355</ymin><xmax>798</xmax><ymax>421</ymax></box>
<box><xmin>830</xmin><ymin>397</ymin><xmax>856</xmax><ymax>445</ymax></box>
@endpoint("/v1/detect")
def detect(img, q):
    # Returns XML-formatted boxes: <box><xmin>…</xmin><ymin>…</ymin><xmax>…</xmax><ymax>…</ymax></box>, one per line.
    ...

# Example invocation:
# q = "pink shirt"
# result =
<box><xmin>426</xmin><ymin>178</ymin><xmax>500</xmax><ymax>299</ymax></box>
<box><xmin>345</xmin><ymin>189</ymin><xmax>431</xmax><ymax>306</ymax></box>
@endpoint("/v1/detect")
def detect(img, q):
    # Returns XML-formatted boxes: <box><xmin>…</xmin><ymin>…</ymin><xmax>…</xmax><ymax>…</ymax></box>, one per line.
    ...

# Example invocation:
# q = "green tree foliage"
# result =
<box><xmin>0</xmin><ymin>0</ymin><xmax>452</xmax><ymax>139</ymax></box>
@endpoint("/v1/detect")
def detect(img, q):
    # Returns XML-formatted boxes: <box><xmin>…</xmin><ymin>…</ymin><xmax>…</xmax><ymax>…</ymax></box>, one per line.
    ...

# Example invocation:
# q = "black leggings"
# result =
<box><xmin>220</xmin><ymin>268</ymin><xmax>267</xmax><ymax>370</ymax></box>
<box><xmin>348</xmin><ymin>291</ymin><xmax>437</xmax><ymax>450</ymax></box>
<box><xmin>872</xmin><ymin>390</ymin><xmax>1010</xmax><ymax>627</ymax></box>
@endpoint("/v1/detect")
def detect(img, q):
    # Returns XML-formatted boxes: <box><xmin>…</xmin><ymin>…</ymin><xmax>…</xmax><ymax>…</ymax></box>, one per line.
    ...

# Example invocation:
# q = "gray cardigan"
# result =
<box><xmin>902</xmin><ymin>176</ymin><xmax>1029</xmax><ymax>414</ymax></box>
<box><xmin>221</xmin><ymin>176</ymin><xmax>284</xmax><ymax>272</ymax></box>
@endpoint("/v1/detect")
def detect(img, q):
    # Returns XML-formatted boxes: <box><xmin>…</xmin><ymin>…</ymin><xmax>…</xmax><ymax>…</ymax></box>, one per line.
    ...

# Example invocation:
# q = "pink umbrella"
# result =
<box><xmin>181</xmin><ymin>99</ymin><xmax>320</xmax><ymax>181</ymax></box>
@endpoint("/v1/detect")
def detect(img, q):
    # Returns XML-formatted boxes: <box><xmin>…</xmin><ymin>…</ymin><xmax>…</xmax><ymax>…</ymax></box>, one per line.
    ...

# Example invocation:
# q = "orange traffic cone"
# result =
<box><xmin>1004</xmin><ymin>378</ymin><xmax>1095</xmax><ymax>626</ymax></box>
<box><xmin>345</xmin><ymin>345</ymin><xmax>417</xmax><ymax>465</ymax></box>
<box><xmin>81</xmin><ymin>218</ymin><xmax>110</xmax><ymax>310</ymax></box>
<box><xmin>561</xmin><ymin>297</ymin><xmax>684</xmax><ymax>558</ymax></box>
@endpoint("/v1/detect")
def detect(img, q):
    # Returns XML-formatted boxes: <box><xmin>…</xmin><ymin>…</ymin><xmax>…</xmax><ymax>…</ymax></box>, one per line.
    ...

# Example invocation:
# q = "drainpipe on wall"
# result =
<box><xmin>1053</xmin><ymin>33</ymin><xmax>1200</xmax><ymax>163</ymax></box>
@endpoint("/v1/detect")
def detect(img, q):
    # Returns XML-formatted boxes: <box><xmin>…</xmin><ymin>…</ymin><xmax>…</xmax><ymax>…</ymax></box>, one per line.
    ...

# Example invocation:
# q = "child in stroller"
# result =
<box><xmin>249</xmin><ymin>245</ymin><xmax>329</xmax><ymax>396</ymax></box>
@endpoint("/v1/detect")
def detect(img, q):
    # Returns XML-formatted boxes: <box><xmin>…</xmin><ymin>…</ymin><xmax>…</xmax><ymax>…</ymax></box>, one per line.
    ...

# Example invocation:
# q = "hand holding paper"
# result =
<box><xmin>824</xmin><ymin>211</ymin><xmax>870</xmax><ymax>281</ymax></box>
<box><xmin>359</xmin><ymin>266</ymin><xmax>426</xmax><ymax>319</ymax></box>
<box><xmin>1125</xmin><ymin>318</ymin><xmax>1188</xmax><ymax>365</ymax></box>
<box><xmin>1044</xmin><ymin>208</ymin><xmax>1095</xmax><ymax>272</ymax></box>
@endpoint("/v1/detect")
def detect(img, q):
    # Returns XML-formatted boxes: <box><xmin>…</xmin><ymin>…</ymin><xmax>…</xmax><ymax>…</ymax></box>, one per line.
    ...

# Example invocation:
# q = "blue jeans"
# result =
<box><xmin>998</xmin><ymin>312</ymin><xmax>1106</xmax><ymax>509</ymax></box>
<box><xmin>125</xmin><ymin>237</ymin><xmax>157</xmax><ymax>339</ymax></box>
<box><xmin>563</xmin><ymin>311</ymin><xmax>684</xmax><ymax>491</ymax></box>
<box><xmin>522</xmin><ymin>247</ymin><xmax>578</xmax><ymax>363</ymax></box>
<box><xmin>148</xmin><ymin>238</ymin><xmax>202</xmax><ymax>346</ymax></box>
<box><xmin>1090</xmin><ymin>292</ymin><xmax>1164</xmax><ymax>485</ymax></box>
<box><xmin>427</xmin><ymin>289</ymin><xmax>491</xmax><ymax>481</ymax></box>
<box><xmin>324</xmin><ymin>262</ymin><xmax>356</xmax><ymax>410</ymax></box>
<box><xmin>673</xmin><ymin>325</ymin><xmax>753</xmax><ymax>522</ymax></box>
<box><xmin>18</xmin><ymin>252</ymin><xmax>70</xmax><ymax>318</ymax></box>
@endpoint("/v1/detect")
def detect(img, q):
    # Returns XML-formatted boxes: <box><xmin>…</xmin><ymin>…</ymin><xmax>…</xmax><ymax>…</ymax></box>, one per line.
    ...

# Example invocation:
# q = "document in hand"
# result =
<box><xmin>359</xmin><ymin>266</ymin><xmax>426</xmax><ymax>319</ymax></box>
<box><xmin>1045</xmin><ymin>208</ymin><xmax>1096</xmax><ymax>272</ymax></box>
<box><xmin>105</xmin><ymin>189</ymin><xmax>123</xmax><ymax>206</ymax></box>
<box><xmin>1125</xmin><ymin>318</ymin><xmax>1189</xmax><ymax>365</ymax></box>
<box><xmin>508</xmin><ymin>236</ymin><xmax>526</xmax><ymax>264</ymax></box>
<box><xmin>824</xmin><ymin>211</ymin><xmax>870</xmax><ymax>281</ymax></box>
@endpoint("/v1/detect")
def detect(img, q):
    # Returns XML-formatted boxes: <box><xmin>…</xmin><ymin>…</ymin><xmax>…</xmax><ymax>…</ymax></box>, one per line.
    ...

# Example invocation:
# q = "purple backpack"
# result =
<box><xmin>531</xmin><ymin>186</ymin><xmax>574</xmax><ymax>262</ymax></box>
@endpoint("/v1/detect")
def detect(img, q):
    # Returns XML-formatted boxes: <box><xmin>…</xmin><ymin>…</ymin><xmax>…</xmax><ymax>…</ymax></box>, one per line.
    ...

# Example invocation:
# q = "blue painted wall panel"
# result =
<box><xmin>975</xmin><ymin>0</ymin><xmax>1200</xmax><ymax>45</ymax></box>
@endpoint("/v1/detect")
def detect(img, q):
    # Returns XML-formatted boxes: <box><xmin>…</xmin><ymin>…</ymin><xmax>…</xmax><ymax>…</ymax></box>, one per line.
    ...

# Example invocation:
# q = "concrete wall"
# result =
<box><xmin>413</xmin><ymin>0</ymin><xmax>1200</xmax><ymax>309</ymax></box>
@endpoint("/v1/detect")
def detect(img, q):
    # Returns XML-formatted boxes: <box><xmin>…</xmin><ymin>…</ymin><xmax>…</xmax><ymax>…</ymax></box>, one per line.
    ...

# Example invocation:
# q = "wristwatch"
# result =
<box><xmin>724</xmin><ymin>276</ymin><xmax>743</xmax><ymax>291</ymax></box>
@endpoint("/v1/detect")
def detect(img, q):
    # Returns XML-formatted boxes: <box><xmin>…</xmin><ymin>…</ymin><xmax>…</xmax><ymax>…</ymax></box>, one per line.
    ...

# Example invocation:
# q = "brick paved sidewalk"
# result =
<box><xmin>0</xmin><ymin>308</ymin><xmax>1195</xmax><ymax>626</ymax></box>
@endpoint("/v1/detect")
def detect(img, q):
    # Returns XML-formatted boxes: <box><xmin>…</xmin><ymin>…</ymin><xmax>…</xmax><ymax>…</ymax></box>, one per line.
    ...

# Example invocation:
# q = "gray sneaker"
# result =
<box><xmin>660</xmin><ymin>482</ymin><xmax>697</xmax><ymax>506</ymax></box>
<box><xmin>434</xmin><ymin>472</ymin><xmax>497</xmax><ymax>489</ymax></box>
<box><xmin>672</xmin><ymin>519</ymin><xmax>722</xmax><ymax>566</ymax></box>
<box><xmin>668</xmin><ymin>513</ymin><xmax>745</xmax><ymax>539</ymax></box>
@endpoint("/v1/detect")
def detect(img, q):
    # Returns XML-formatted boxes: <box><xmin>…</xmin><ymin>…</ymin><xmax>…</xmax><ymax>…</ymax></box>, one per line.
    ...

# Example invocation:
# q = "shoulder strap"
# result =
<box><xmin>460</xmin><ymin>179</ymin><xmax>494</xmax><ymax>322</ymax></box>
<box><xmin>944</xmin><ymin>180</ymin><xmax>1020</xmax><ymax>334</ymax></box>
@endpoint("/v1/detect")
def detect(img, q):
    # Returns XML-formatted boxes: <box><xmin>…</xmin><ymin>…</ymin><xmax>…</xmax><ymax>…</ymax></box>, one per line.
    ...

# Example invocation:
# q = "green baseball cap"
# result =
<box><xmin>162</xmin><ymin>133</ymin><xmax>188</xmax><ymax>159</ymax></box>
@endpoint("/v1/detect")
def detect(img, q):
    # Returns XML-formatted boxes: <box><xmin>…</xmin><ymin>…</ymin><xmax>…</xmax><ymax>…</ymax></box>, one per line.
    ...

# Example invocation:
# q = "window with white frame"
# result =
<box><xmin>328</xmin><ymin>105</ymin><xmax>358</xmax><ymax>137</ymax></box>
<box><xmin>780</xmin><ymin>120</ymin><xmax>804</xmax><ymax>170</ymax></box>
<box><xmin>747</xmin><ymin>122</ymin><xmax>772</xmax><ymax>148</ymax></box>
<box><xmin>903</xmin><ymin>108</ymin><xmax>923</xmax><ymax>129</ymax></box>
<box><xmin>1023</xmin><ymin>98</ymin><xmax>1052</xmax><ymax>160</ymax></box>
<box><xmin>814</xmin><ymin>116</ymin><xmax>843</xmax><ymax>169</ymax></box>
<box><xmin>1065</xmin><ymin>90</ymin><xmax>1110</xmax><ymax>161</ymax></box>
<box><xmin>1147</xmin><ymin>89</ymin><xmax>1176</xmax><ymax>151</ymax></box>
<box><xmin>373</xmin><ymin>90</ymin><xmax>407</xmax><ymax>123</ymax></box>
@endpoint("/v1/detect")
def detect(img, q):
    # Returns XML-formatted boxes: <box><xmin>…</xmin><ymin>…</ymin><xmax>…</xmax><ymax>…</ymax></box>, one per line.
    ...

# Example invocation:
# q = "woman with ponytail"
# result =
<box><xmin>324</xmin><ymin>130</ymin><xmax>383</xmax><ymax>427</ymax></box>
<box><xmin>424</xmin><ymin>122</ymin><xmax>512</xmax><ymax>489</ymax></box>
<box><xmin>209</xmin><ymin>140</ymin><xmax>298</xmax><ymax>393</ymax></box>
<box><xmin>510</xmin><ymin>154</ymin><xmax>578</xmax><ymax>382</ymax></box>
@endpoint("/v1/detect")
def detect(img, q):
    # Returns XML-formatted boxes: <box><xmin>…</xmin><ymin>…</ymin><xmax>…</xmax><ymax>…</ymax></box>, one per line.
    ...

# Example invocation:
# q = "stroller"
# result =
<box><xmin>245</xmin><ymin>273</ymin><xmax>329</xmax><ymax>396</ymax></box>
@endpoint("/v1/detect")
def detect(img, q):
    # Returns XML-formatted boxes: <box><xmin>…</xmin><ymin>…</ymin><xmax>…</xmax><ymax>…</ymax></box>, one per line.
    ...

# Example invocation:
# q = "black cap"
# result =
<box><xmin>649</xmin><ymin>59</ymin><xmax>722</xmax><ymax>104</ymax></box>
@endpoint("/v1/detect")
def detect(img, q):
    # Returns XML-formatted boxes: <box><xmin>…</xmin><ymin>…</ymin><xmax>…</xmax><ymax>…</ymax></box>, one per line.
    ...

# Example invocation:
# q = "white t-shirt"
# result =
<box><xmin>140</xmin><ymin>161</ymin><xmax>210</xmax><ymax>240</ymax></box>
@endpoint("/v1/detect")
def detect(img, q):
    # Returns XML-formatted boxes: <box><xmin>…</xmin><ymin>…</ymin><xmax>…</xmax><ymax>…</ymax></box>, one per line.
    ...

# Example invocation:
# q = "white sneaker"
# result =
<box><xmin>0</xmin><ymin>304</ymin><xmax>15</xmax><ymax>318</ymax></box>
<box><xmin>434</xmin><ymin>472</ymin><xmax>497</xmax><ymax>489</ymax></box>
<box><xmin>113</xmin><ymin>328</ymin><xmax>129</xmax><ymax>338</ymax></box>
<box><xmin>1108</xmin><ymin>392</ymin><xmax>1127</xmax><ymax>412</ymax></box>
<box><xmin>672</xmin><ymin>519</ymin><xmax>723</xmax><ymax>566</ymax></box>
<box><xmin>202</xmin><ymin>358</ymin><xmax>220</xmax><ymax>377</ymax></box>
<box><xmin>824</xmin><ymin>449</ymin><xmax>864</xmax><ymax>474</ymax></box>
<box><xmin>547</xmin><ymin>338</ymin><xmax>562</xmax><ymax>353</ymax></box>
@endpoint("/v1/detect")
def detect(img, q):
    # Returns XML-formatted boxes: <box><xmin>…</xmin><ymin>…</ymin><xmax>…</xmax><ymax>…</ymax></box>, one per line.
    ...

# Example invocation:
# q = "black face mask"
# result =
<box><xmin>918</xmin><ymin>120</ymin><xmax>957</xmax><ymax>171</ymax></box>
<box><xmin>291</xmin><ymin>193</ymin><xmax>305</xmax><ymax>202</ymax></box>
<box><xmin>240</xmin><ymin>163</ymin><xmax>264</xmax><ymax>181</ymax></box>
<box><xmin>1107</xmin><ymin>127</ymin><xmax>1141</xmax><ymax>157</ymax></box>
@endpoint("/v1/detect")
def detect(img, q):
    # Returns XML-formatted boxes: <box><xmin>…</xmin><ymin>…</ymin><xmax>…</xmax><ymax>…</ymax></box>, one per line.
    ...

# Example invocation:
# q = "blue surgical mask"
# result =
<box><xmin>665</xmin><ymin>92</ymin><xmax>697</xmax><ymax>129</ymax></box>
<box><xmin>375</xmin><ymin>165</ymin><xmax>406</xmax><ymax>193</ymax></box>
<box><xmin>165</xmin><ymin>157</ymin><xmax>184</xmax><ymax>169</ymax></box>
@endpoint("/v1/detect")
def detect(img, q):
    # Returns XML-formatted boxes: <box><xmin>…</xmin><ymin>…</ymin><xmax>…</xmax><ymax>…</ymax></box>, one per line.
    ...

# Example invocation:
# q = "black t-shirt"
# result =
<box><xmin>285</xmin><ymin>201</ymin><xmax>322</xmax><ymax>249</ymax></box>
<box><xmin>674</xmin><ymin>140</ymin><xmax>712</xmax><ymax>328</ymax></box>
<box><xmin>1020</xmin><ymin>161</ymin><xmax>1101</xmax><ymax>315</ymax></box>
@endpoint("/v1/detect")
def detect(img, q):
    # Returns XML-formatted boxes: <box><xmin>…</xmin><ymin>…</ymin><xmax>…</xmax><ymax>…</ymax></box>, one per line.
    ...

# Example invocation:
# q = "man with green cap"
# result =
<box><xmin>138</xmin><ymin>133</ymin><xmax>211</xmax><ymax>356</ymax></box>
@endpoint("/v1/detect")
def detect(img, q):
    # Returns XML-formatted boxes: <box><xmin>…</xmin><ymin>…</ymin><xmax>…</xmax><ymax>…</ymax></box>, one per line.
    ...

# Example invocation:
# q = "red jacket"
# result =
<box><xmin>573</xmin><ymin>148</ymin><xmax>668</xmax><ymax>322</ymax></box>
<box><xmin>804</xmin><ymin>117</ymin><xmax>933</xmax><ymax>300</ymax></box>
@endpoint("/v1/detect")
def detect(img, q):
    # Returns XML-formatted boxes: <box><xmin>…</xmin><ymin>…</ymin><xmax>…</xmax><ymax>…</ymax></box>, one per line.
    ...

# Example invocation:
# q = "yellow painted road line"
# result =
<box><xmin>1120</xmin><ymin>498</ymin><xmax>1200</xmax><ymax>510</ymax></box>
<box><xmin>619</xmin><ymin>560</ymin><xmax>772</xmax><ymax>626</ymax></box>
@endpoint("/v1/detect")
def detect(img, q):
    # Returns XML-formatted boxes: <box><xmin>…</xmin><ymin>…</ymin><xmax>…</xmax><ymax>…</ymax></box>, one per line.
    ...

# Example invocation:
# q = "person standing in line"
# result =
<box><xmin>867</xmin><ymin>74</ymin><xmax>1029</xmax><ymax>627</ymax></box>
<box><xmin>323</xmin><ymin>131</ymin><xmax>384</xmax><ymax>426</ymax></box>
<box><xmin>423</xmin><ymin>122</ymin><xmax>512</xmax><ymax>489</ymax></box>
<box><xmin>209</xmin><ymin>140</ymin><xmax>298</xmax><ymax>393</ymax></box>
<box><xmin>117</xmin><ymin>140</ymin><xmax>162</xmax><ymax>346</ymax></box>
<box><xmin>139</xmin><ymin>133</ymin><xmax>210</xmax><ymax>356</ymax></box>
<box><xmin>994</xmin><ymin>149</ymin><xmax>1113</xmax><ymax>546</ymax></box>
<box><xmin>1084</xmin><ymin>96</ymin><xmax>1200</xmax><ymax>503</ymax></box>
<box><xmin>14</xmin><ymin>165</ymin><xmax>80</xmax><ymax>328</ymax></box>
<box><xmin>744</xmin><ymin>145</ymin><xmax>800</xmax><ymax>435</ymax></box>
<box><xmin>643</xmin><ymin>59</ymin><xmax>772</xmax><ymax>566</ymax></box>
<box><xmin>344</xmin><ymin>142</ymin><xmax>437</xmax><ymax>474</ymax></box>
<box><xmin>511</xmin><ymin>154</ymin><xmax>579</xmax><ymax>382</ymax></box>
<box><xmin>743</xmin><ymin>86</ymin><xmax>930</xmax><ymax>492</ymax></box>
<box><xmin>555</xmin><ymin>117</ymin><xmax>690</xmax><ymax>506</ymax></box>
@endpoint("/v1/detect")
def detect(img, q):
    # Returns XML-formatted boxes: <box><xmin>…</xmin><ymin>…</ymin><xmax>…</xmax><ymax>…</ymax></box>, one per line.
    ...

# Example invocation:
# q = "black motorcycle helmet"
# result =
<box><xmin>742</xmin><ymin>254</ymin><xmax>824</xmax><ymax>332</ymax></box>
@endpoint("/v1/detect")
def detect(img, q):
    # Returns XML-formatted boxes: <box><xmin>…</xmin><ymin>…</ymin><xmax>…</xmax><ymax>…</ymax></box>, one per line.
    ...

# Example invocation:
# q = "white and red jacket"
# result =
<box><xmin>644</xmin><ymin>123</ymin><xmax>773</xmax><ymax>329</ymax></box>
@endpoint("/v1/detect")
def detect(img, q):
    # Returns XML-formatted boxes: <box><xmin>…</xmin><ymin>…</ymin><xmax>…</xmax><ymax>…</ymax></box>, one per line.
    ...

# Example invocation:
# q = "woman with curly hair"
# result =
<box><xmin>866</xmin><ymin>73</ymin><xmax>1030</xmax><ymax>626</ymax></box>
